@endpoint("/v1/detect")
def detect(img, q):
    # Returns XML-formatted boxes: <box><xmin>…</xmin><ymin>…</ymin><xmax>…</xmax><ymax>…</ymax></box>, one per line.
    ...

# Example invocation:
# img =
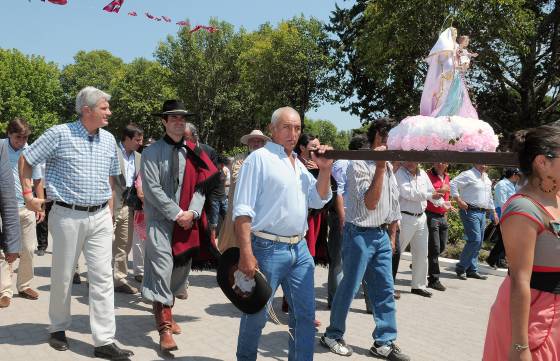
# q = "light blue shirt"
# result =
<box><xmin>233</xmin><ymin>141</ymin><xmax>332</xmax><ymax>236</ymax></box>
<box><xmin>494</xmin><ymin>178</ymin><xmax>517</xmax><ymax>216</ymax></box>
<box><xmin>23</xmin><ymin>120</ymin><xmax>120</xmax><ymax>206</ymax></box>
<box><xmin>332</xmin><ymin>159</ymin><xmax>348</xmax><ymax>196</ymax></box>
<box><xmin>3</xmin><ymin>139</ymin><xmax>42</xmax><ymax>208</ymax></box>
<box><xmin>450</xmin><ymin>167</ymin><xmax>494</xmax><ymax>210</ymax></box>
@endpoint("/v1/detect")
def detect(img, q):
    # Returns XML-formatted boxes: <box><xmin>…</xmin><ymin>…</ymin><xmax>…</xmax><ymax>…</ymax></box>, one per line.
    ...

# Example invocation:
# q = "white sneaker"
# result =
<box><xmin>369</xmin><ymin>342</ymin><xmax>410</xmax><ymax>361</ymax></box>
<box><xmin>320</xmin><ymin>335</ymin><xmax>353</xmax><ymax>356</ymax></box>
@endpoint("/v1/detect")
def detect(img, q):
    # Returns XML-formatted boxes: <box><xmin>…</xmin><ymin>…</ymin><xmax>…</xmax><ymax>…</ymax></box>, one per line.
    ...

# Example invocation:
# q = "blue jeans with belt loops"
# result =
<box><xmin>236</xmin><ymin>235</ymin><xmax>316</xmax><ymax>361</ymax></box>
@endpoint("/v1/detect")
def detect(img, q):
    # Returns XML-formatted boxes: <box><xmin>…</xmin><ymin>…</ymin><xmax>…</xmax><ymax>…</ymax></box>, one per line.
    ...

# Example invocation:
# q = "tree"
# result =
<box><xmin>109</xmin><ymin>58</ymin><xmax>177</xmax><ymax>138</ymax></box>
<box><xmin>0</xmin><ymin>49</ymin><xmax>63</xmax><ymax>137</ymax></box>
<box><xmin>240</xmin><ymin>16</ymin><xmax>336</xmax><ymax>127</ymax></box>
<box><xmin>327</xmin><ymin>0</ymin><xmax>560</xmax><ymax>134</ymax></box>
<box><xmin>304</xmin><ymin>118</ymin><xmax>350</xmax><ymax>150</ymax></box>
<box><xmin>156</xmin><ymin>19</ymin><xmax>256</xmax><ymax>151</ymax></box>
<box><xmin>60</xmin><ymin>50</ymin><xmax>125</xmax><ymax>118</ymax></box>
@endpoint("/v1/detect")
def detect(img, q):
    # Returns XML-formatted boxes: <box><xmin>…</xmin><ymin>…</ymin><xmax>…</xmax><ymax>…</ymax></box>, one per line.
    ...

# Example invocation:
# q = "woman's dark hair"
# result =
<box><xmin>366</xmin><ymin>117</ymin><xmax>397</xmax><ymax>145</ymax></box>
<box><xmin>511</xmin><ymin>125</ymin><xmax>560</xmax><ymax>176</ymax></box>
<box><xmin>295</xmin><ymin>133</ymin><xmax>317</xmax><ymax>155</ymax></box>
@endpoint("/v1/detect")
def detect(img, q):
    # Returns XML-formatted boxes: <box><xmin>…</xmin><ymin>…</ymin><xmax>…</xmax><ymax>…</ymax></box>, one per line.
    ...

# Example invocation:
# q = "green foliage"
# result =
<box><xmin>328</xmin><ymin>0</ymin><xmax>560</xmax><ymax>134</ymax></box>
<box><xmin>109</xmin><ymin>58</ymin><xmax>177</xmax><ymax>139</ymax></box>
<box><xmin>0</xmin><ymin>49</ymin><xmax>63</xmax><ymax>137</ymax></box>
<box><xmin>60</xmin><ymin>50</ymin><xmax>125</xmax><ymax>118</ymax></box>
<box><xmin>240</xmin><ymin>16</ymin><xmax>336</xmax><ymax>125</ymax></box>
<box><xmin>304</xmin><ymin>118</ymin><xmax>350</xmax><ymax>150</ymax></box>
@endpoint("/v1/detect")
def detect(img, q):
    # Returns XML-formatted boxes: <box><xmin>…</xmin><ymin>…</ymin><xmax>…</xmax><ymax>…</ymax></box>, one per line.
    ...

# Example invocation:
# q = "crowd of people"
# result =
<box><xmin>0</xmin><ymin>86</ymin><xmax>558</xmax><ymax>361</ymax></box>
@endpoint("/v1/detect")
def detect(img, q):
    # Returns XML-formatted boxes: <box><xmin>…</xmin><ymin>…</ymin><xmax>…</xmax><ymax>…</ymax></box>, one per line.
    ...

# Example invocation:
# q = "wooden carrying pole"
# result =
<box><xmin>322</xmin><ymin>150</ymin><xmax>519</xmax><ymax>167</ymax></box>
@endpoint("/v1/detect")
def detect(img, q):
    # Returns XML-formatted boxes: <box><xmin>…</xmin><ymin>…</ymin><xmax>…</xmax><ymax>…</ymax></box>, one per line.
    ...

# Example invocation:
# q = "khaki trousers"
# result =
<box><xmin>0</xmin><ymin>207</ymin><xmax>37</xmax><ymax>297</ymax></box>
<box><xmin>112</xmin><ymin>205</ymin><xmax>133</xmax><ymax>287</ymax></box>
<box><xmin>48</xmin><ymin>204</ymin><xmax>115</xmax><ymax>347</ymax></box>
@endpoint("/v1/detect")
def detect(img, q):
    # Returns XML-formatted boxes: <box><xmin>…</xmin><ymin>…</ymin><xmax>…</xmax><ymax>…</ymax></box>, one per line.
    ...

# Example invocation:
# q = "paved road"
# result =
<box><xmin>0</xmin><ymin>248</ymin><xmax>502</xmax><ymax>360</ymax></box>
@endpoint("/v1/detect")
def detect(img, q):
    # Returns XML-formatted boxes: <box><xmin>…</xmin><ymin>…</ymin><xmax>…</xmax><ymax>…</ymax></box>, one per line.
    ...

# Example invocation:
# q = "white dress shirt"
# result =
<box><xmin>450</xmin><ymin>167</ymin><xmax>494</xmax><ymax>209</ymax></box>
<box><xmin>396</xmin><ymin>167</ymin><xmax>443</xmax><ymax>214</ymax></box>
<box><xmin>233</xmin><ymin>141</ymin><xmax>331</xmax><ymax>237</ymax></box>
<box><xmin>120</xmin><ymin>142</ymin><xmax>136</xmax><ymax>187</ymax></box>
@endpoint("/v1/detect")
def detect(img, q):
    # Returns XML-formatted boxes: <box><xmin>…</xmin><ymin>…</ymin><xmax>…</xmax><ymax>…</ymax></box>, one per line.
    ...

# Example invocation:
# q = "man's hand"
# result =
<box><xmin>373</xmin><ymin>145</ymin><xmax>387</xmax><ymax>168</ymax></box>
<box><xmin>432</xmin><ymin>192</ymin><xmax>443</xmax><ymax>200</ymax></box>
<box><xmin>238</xmin><ymin>251</ymin><xmax>258</xmax><ymax>279</ymax></box>
<box><xmin>439</xmin><ymin>184</ymin><xmax>450</xmax><ymax>194</ymax></box>
<box><xmin>25</xmin><ymin>197</ymin><xmax>45</xmax><ymax>213</ymax></box>
<box><xmin>176</xmin><ymin>211</ymin><xmax>195</xmax><ymax>230</ymax></box>
<box><xmin>457</xmin><ymin>199</ymin><xmax>469</xmax><ymax>210</ymax></box>
<box><xmin>5</xmin><ymin>253</ymin><xmax>19</xmax><ymax>264</ymax></box>
<box><xmin>493</xmin><ymin>211</ymin><xmax>500</xmax><ymax>225</ymax></box>
<box><xmin>311</xmin><ymin>145</ymin><xmax>334</xmax><ymax>170</ymax></box>
<box><xmin>36</xmin><ymin>211</ymin><xmax>46</xmax><ymax>224</ymax></box>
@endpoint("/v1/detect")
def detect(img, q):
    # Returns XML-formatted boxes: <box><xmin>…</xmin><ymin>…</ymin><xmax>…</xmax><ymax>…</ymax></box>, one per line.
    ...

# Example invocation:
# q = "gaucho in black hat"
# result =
<box><xmin>140</xmin><ymin>99</ymin><xmax>220</xmax><ymax>352</ymax></box>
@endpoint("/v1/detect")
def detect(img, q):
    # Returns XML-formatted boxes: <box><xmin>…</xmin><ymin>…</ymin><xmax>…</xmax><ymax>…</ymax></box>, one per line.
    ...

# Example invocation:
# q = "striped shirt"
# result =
<box><xmin>345</xmin><ymin>160</ymin><xmax>400</xmax><ymax>228</ymax></box>
<box><xmin>23</xmin><ymin>120</ymin><xmax>120</xmax><ymax>206</ymax></box>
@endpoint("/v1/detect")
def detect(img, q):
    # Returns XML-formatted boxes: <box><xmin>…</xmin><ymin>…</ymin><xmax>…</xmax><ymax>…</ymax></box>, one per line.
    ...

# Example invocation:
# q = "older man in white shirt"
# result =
<box><xmin>450</xmin><ymin>164</ymin><xmax>498</xmax><ymax>280</ymax></box>
<box><xmin>396</xmin><ymin>161</ymin><xmax>445</xmax><ymax>298</ymax></box>
<box><xmin>233</xmin><ymin>106</ymin><xmax>333</xmax><ymax>361</ymax></box>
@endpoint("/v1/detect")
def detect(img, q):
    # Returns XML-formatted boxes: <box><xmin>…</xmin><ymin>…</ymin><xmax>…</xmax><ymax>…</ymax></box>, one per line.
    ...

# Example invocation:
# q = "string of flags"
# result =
<box><xmin>36</xmin><ymin>0</ymin><xmax>219</xmax><ymax>32</ymax></box>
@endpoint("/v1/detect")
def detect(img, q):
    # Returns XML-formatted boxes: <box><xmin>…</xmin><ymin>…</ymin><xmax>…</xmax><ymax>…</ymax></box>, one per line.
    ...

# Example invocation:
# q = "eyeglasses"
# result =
<box><xmin>545</xmin><ymin>153</ymin><xmax>560</xmax><ymax>159</ymax></box>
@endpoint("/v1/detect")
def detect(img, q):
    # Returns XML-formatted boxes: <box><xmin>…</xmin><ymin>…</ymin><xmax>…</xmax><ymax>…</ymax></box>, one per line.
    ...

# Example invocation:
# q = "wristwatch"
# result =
<box><xmin>512</xmin><ymin>343</ymin><xmax>529</xmax><ymax>352</ymax></box>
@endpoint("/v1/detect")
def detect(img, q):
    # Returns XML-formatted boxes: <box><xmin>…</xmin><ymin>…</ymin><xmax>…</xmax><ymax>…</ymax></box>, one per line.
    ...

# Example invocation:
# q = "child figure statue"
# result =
<box><xmin>456</xmin><ymin>35</ymin><xmax>478</xmax><ymax>72</ymax></box>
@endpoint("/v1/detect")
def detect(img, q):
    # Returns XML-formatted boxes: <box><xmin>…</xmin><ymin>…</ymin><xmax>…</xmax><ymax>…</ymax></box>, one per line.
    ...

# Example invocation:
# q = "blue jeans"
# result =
<box><xmin>325</xmin><ymin>223</ymin><xmax>397</xmax><ymax>345</ymax></box>
<box><xmin>456</xmin><ymin>209</ymin><xmax>486</xmax><ymax>274</ymax></box>
<box><xmin>236</xmin><ymin>236</ymin><xmax>315</xmax><ymax>361</ymax></box>
<box><xmin>209</xmin><ymin>197</ymin><xmax>228</xmax><ymax>228</ymax></box>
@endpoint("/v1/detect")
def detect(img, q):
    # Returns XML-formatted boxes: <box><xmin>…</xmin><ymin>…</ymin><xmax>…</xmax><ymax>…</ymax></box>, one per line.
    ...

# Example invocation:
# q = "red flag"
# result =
<box><xmin>48</xmin><ymin>0</ymin><xmax>67</xmax><ymax>4</ymax></box>
<box><xmin>162</xmin><ymin>16</ymin><xmax>172</xmax><ymax>23</ymax></box>
<box><xmin>128</xmin><ymin>11</ymin><xmax>137</xmax><ymax>16</ymax></box>
<box><xmin>204</xmin><ymin>26</ymin><xmax>218</xmax><ymax>33</ymax></box>
<box><xmin>145</xmin><ymin>12</ymin><xmax>154</xmax><ymax>19</ymax></box>
<box><xmin>102</xmin><ymin>0</ymin><xmax>124</xmax><ymax>13</ymax></box>
<box><xmin>176</xmin><ymin>20</ymin><xmax>190</xmax><ymax>26</ymax></box>
<box><xmin>189</xmin><ymin>25</ymin><xmax>203</xmax><ymax>33</ymax></box>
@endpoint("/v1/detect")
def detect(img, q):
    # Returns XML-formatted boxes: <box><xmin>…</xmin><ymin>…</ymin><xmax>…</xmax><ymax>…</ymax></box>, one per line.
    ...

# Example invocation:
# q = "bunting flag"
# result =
<box><xmin>37</xmin><ymin>0</ymin><xmax>213</xmax><ymax>29</ymax></box>
<box><xmin>103</xmin><ymin>0</ymin><xmax>124</xmax><ymax>13</ymax></box>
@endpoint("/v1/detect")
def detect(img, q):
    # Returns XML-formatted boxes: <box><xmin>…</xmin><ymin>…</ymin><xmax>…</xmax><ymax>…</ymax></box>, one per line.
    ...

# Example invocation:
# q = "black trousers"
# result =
<box><xmin>392</xmin><ymin>230</ymin><xmax>401</xmax><ymax>281</ymax></box>
<box><xmin>426</xmin><ymin>211</ymin><xmax>449</xmax><ymax>282</ymax></box>
<box><xmin>486</xmin><ymin>225</ymin><xmax>505</xmax><ymax>266</ymax></box>
<box><xmin>36</xmin><ymin>201</ymin><xmax>52</xmax><ymax>251</ymax></box>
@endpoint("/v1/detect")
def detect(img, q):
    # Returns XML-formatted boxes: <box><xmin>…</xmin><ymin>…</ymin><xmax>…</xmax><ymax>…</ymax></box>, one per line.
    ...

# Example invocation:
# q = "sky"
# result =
<box><xmin>0</xmin><ymin>0</ymin><xmax>362</xmax><ymax>130</ymax></box>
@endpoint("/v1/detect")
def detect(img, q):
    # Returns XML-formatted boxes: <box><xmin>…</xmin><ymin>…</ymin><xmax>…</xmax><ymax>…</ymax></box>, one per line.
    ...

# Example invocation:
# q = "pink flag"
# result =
<box><xmin>176</xmin><ymin>20</ymin><xmax>190</xmax><ymax>26</ymax></box>
<box><xmin>102</xmin><ymin>0</ymin><xmax>124</xmax><ymax>13</ymax></box>
<box><xmin>203</xmin><ymin>26</ymin><xmax>218</xmax><ymax>33</ymax></box>
<box><xmin>162</xmin><ymin>16</ymin><xmax>172</xmax><ymax>23</ymax></box>
<box><xmin>48</xmin><ymin>0</ymin><xmax>67</xmax><ymax>4</ymax></box>
<box><xmin>154</xmin><ymin>17</ymin><xmax>162</xmax><ymax>21</ymax></box>
<box><xmin>128</xmin><ymin>11</ymin><xmax>137</xmax><ymax>16</ymax></box>
<box><xmin>145</xmin><ymin>12</ymin><xmax>154</xmax><ymax>19</ymax></box>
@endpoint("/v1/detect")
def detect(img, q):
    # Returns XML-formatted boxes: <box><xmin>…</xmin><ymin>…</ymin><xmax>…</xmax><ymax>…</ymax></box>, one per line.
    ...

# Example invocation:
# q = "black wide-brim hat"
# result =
<box><xmin>151</xmin><ymin>99</ymin><xmax>197</xmax><ymax>117</ymax></box>
<box><xmin>216</xmin><ymin>247</ymin><xmax>272</xmax><ymax>314</ymax></box>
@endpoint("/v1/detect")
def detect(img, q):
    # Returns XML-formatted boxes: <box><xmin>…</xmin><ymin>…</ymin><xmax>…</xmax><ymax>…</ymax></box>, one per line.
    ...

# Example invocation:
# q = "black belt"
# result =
<box><xmin>425</xmin><ymin>210</ymin><xmax>446</xmax><ymax>217</ymax></box>
<box><xmin>55</xmin><ymin>201</ymin><xmax>108</xmax><ymax>212</ymax></box>
<box><xmin>467</xmin><ymin>204</ymin><xmax>487</xmax><ymax>212</ymax></box>
<box><xmin>401</xmin><ymin>210</ymin><xmax>423</xmax><ymax>217</ymax></box>
<box><xmin>531</xmin><ymin>272</ymin><xmax>560</xmax><ymax>294</ymax></box>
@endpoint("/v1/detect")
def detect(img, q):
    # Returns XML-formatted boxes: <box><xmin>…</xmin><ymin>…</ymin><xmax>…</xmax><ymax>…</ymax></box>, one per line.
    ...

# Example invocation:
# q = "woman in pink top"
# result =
<box><xmin>483</xmin><ymin>125</ymin><xmax>560</xmax><ymax>361</ymax></box>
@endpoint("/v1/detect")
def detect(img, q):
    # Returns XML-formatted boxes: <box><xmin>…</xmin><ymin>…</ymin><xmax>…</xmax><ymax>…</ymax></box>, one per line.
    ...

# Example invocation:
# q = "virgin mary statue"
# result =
<box><xmin>419</xmin><ymin>27</ymin><xmax>479</xmax><ymax>119</ymax></box>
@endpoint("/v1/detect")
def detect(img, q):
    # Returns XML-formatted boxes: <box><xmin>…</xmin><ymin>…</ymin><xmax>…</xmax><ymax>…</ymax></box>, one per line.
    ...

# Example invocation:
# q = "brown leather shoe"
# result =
<box><xmin>19</xmin><ymin>288</ymin><xmax>39</xmax><ymax>300</ymax></box>
<box><xmin>153</xmin><ymin>302</ymin><xmax>178</xmax><ymax>352</ymax></box>
<box><xmin>0</xmin><ymin>295</ymin><xmax>11</xmax><ymax>308</ymax></box>
<box><xmin>115</xmin><ymin>283</ymin><xmax>138</xmax><ymax>294</ymax></box>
